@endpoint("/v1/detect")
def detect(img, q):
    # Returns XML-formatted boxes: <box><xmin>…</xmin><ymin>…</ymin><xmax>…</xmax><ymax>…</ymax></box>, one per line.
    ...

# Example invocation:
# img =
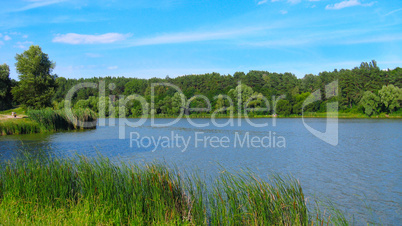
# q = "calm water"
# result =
<box><xmin>0</xmin><ymin>118</ymin><xmax>401</xmax><ymax>224</ymax></box>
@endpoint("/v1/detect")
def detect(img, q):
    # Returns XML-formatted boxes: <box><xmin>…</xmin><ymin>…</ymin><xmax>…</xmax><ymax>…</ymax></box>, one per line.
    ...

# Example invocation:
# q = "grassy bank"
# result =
<box><xmin>0</xmin><ymin>118</ymin><xmax>41</xmax><ymax>135</ymax></box>
<box><xmin>126</xmin><ymin>111</ymin><xmax>402</xmax><ymax>119</ymax></box>
<box><xmin>0</xmin><ymin>154</ymin><xmax>348</xmax><ymax>225</ymax></box>
<box><xmin>27</xmin><ymin>108</ymin><xmax>97</xmax><ymax>131</ymax></box>
<box><xmin>0</xmin><ymin>108</ymin><xmax>97</xmax><ymax>136</ymax></box>
<box><xmin>0</xmin><ymin>107</ymin><xmax>27</xmax><ymax>118</ymax></box>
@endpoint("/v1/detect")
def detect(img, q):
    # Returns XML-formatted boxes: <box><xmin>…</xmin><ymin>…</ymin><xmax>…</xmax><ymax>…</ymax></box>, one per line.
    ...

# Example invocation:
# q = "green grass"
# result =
<box><xmin>0</xmin><ymin>108</ymin><xmax>97</xmax><ymax>136</ymax></box>
<box><xmin>0</xmin><ymin>119</ymin><xmax>41</xmax><ymax>135</ymax></box>
<box><xmin>27</xmin><ymin>108</ymin><xmax>97</xmax><ymax>131</ymax></box>
<box><xmin>0</xmin><ymin>153</ymin><xmax>349</xmax><ymax>225</ymax></box>
<box><xmin>130</xmin><ymin>111</ymin><xmax>401</xmax><ymax>119</ymax></box>
<box><xmin>0</xmin><ymin>107</ymin><xmax>27</xmax><ymax>117</ymax></box>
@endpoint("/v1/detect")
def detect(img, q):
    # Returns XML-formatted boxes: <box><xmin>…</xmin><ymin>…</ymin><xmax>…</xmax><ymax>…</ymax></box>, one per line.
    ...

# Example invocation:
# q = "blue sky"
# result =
<box><xmin>1</xmin><ymin>0</ymin><xmax>401</xmax><ymax>80</ymax></box>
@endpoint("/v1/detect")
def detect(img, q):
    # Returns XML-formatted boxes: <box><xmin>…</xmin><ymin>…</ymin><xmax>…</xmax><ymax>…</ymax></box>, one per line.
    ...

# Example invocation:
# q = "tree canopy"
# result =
<box><xmin>11</xmin><ymin>45</ymin><xmax>57</xmax><ymax>109</ymax></box>
<box><xmin>0</xmin><ymin>64</ymin><xmax>13</xmax><ymax>110</ymax></box>
<box><xmin>2</xmin><ymin>52</ymin><xmax>401</xmax><ymax>117</ymax></box>
<box><xmin>48</xmin><ymin>60</ymin><xmax>401</xmax><ymax>117</ymax></box>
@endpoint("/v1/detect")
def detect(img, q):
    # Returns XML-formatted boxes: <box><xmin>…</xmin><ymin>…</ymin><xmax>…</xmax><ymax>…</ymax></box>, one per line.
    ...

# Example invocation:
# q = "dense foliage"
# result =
<box><xmin>11</xmin><ymin>45</ymin><xmax>57</xmax><ymax>109</ymax></box>
<box><xmin>0</xmin><ymin>64</ymin><xmax>13</xmax><ymax>110</ymax></box>
<box><xmin>2</xmin><ymin>45</ymin><xmax>401</xmax><ymax>117</ymax></box>
<box><xmin>50</xmin><ymin>60</ymin><xmax>401</xmax><ymax>117</ymax></box>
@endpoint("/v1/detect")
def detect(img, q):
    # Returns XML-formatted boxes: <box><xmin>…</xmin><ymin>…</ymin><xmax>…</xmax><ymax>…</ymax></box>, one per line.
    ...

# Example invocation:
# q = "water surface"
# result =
<box><xmin>0</xmin><ymin>118</ymin><xmax>401</xmax><ymax>224</ymax></box>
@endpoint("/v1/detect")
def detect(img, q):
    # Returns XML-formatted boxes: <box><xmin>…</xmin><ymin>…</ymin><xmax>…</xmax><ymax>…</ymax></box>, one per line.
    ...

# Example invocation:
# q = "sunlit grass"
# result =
<box><xmin>0</xmin><ymin>107</ymin><xmax>27</xmax><ymax>117</ymax></box>
<box><xmin>0</xmin><ymin>119</ymin><xmax>41</xmax><ymax>135</ymax></box>
<box><xmin>27</xmin><ymin>108</ymin><xmax>97</xmax><ymax>131</ymax></box>
<box><xmin>0</xmin><ymin>108</ymin><xmax>97</xmax><ymax>136</ymax></box>
<box><xmin>0</xmin><ymin>153</ymin><xmax>349</xmax><ymax>225</ymax></box>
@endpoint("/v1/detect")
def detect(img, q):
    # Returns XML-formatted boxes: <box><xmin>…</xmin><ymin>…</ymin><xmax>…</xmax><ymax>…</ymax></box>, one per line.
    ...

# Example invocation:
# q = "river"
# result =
<box><xmin>0</xmin><ymin>118</ymin><xmax>401</xmax><ymax>224</ymax></box>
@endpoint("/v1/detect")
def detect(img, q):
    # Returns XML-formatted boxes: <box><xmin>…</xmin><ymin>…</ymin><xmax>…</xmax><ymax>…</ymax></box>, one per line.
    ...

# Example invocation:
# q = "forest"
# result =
<box><xmin>50</xmin><ymin>60</ymin><xmax>401</xmax><ymax>117</ymax></box>
<box><xmin>1</xmin><ymin>45</ymin><xmax>401</xmax><ymax>118</ymax></box>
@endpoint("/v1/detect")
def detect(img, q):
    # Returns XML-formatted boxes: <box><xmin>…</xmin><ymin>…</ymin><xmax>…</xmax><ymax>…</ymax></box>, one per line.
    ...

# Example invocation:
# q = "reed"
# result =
<box><xmin>0</xmin><ymin>119</ymin><xmax>41</xmax><ymax>135</ymax></box>
<box><xmin>0</xmin><ymin>153</ymin><xmax>349</xmax><ymax>225</ymax></box>
<box><xmin>27</xmin><ymin>108</ymin><xmax>97</xmax><ymax>131</ymax></box>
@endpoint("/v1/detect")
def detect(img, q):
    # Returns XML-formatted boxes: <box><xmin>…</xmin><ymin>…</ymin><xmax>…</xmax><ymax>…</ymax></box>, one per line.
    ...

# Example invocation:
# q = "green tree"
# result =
<box><xmin>276</xmin><ymin>99</ymin><xmax>291</xmax><ymax>116</ymax></box>
<box><xmin>158</xmin><ymin>96</ymin><xmax>173</xmax><ymax>115</ymax></box>
<box><xmin>292</xmin><ymin>92</ymin><xmax>311</xmax><ymax>115</ymax></box>
<box><xmin>124</xmin><ymin>78</ymin><xmax>148</xmax><ymax>95</ymax></box>
<box><xmin>360</xmin><ymin>91</ymin><xmax>380</xmax><ymax>116</ymax></box>
<box><xmin>228</xmin><ymin>84</ymin><xmax>254</xmax><ymax>112</ymax></box>
<box><xmin>378</xmin><ymin>85</ymin><xmax>401</xmax><ymax>113</ymax></box>
<box><xmin>0</xmin><ymin>64</ymin><xmax>13</xmax><ymax>110</ymax></box>
<box><xmin>74</xmin><ymin>99</ymin><xmax>90</xmax><ymax>109</ymax></box>
<box><xmin>11</xmin><ymin>45</ymin><xmax>57</xmax><ymax>109</ymax></box>
<box><xmin>171</xmin><ymin>92</ymin><xmax>186</xmax><ymax>114</ymax></box>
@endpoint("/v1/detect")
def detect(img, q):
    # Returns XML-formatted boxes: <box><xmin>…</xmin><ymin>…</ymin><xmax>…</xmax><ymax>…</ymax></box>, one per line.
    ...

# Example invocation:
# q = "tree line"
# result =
<box><xmin>1</xmin><ymin>45</ymin><xmax>401</xmax><ymax>117</ymax></box>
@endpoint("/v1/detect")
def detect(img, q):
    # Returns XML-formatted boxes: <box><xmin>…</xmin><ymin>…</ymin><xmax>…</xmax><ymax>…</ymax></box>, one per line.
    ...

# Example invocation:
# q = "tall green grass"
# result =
<box><xmin>0</xmin><ymin>108</ymin><xmax>96</xmax><ymax>136</ymax></box>
<box><xmin>0</xmin><ymin>119</ymin><xmax>41</xmax><ymax>135</ymax></box>
<box><xmin>27</xmin><ymin>108</ymin><xmax>97</xmax><ymax>131</ymax></box>
<box><xmin>0</xmin><ymin>153</ymin><xmax>349</xmax><ymax>225</ymax></box>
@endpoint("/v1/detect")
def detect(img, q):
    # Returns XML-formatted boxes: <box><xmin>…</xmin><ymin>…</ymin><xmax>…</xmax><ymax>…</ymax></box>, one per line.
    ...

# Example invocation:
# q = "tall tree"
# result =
<box><xmin>360</xmin><ymin>91</ymin><xmax>380</xmax><ymax>116</ymax></box>
<box><xmin>0</xmin><ymin>64</ymin><xmax>13</xmax><ymax>110</ymax></box>
<box><xmin>11</xmin><ymin>45</ymin><xmax>57</xmax><ymax>109</ymax></box>
<box><xmin>378</xmin><ymin>85</ymin><xmax>401</xmax><ymax>113</ymax></box>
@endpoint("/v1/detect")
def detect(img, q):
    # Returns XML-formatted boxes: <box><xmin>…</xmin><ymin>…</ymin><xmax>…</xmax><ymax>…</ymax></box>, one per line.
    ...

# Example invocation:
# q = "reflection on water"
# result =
<box><xmin>0</xmin><ymin>118</ymin><xmax>401</xmax><ymax>224</ymax></box>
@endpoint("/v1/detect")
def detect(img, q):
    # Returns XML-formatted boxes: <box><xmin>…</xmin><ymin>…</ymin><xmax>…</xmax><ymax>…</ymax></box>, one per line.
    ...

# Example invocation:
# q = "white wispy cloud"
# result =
<box><xmin>287</xmin><ymin>0</ymin><xmax>301</xmax><ymax>4</ymax></box>
<box><xmin>258</xmin><ymin>0</ymin><xmax>300</xmax><ymax>5</ymax></box>
<box><xmin>128</xmin><ymin>27</ymin><xmax>267</xmax><ymax>46</ymax></box>
<box><xmin>14</xmin><ymin>0</ymin><xmax>67</xmax><ymax>12</ymax></box>
<box><xmin>85</xmin><ymin>53</ymin><xmax>102</xmax><ymax>58</ymax></box>
<box><xmin>325</xmin><ymin>0</ymin><xmax>375</xmax><ymax>10</ymax></box>
<box><xmin>4</xmin><ymin>35</ymin><xmax>11</xmax><ymax>41</ymax></box>
<box><xmin>107</xmin><ymin>66</ymin><xmax>118</xmax><ymax>70</ymax></box>
<box><xmin>242</xmin><ymin>27</ymin><xmax>402</xmax><ymax>48</ymax></box>
<box><xmin>341</xmin><ymin>34</ymin><xmax>402</xmax><ymax>44</ymax></box>
<box><xmin>385</xmin><ymin>8</ymin><xmax>402</xmax><ymax>16</ymax></box>
<box><xmin>280</xmin><ymin>10</ymin><xmax>288</xmax><ymax>14</ymax></box>
<box><xmin>14</xmin><ymin>41</ymin><xmax>33</xmax><ymax>49</ymax></box>
<box><xmin>53</xmin><ymin>33</ymin><xmax>131</xmax><ymax>44</ymax></box>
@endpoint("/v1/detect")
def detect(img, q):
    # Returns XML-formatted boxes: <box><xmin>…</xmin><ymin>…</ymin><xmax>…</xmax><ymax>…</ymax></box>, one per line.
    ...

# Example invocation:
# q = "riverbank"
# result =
<box><xmin>0</xmin><ymin>108</ymin><xmax>96</xmax><ymax>136</ymax></box>
<box><xmin>0</xmin><ymin>153</ymin><xmax>348</xmax><ymax>225</ymax></box>
<box><xmin>0</xmin><ymin>107</ymin><xmax>27</xmax><ymax>119</ymax></box>
<box><xmin>129</xmin><ymin>111</ymin><xmax>402</xmax><ymax>119</ymax></box>
<box><xmin>1</xmin><ymin>107</ymin><xmax>400</xmax><ymax>136</ymax></box>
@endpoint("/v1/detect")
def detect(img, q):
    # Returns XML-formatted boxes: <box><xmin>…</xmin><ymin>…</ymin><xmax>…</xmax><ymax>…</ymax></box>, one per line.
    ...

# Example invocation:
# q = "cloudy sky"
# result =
<box><xmin>0</xmin><ymin>0</ymin><xmax>401</xmax><ymax>80</ymax></box>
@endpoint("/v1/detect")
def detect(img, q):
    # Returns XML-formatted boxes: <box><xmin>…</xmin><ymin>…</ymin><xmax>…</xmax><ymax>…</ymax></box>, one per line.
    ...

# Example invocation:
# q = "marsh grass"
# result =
<box><xmin>0</xmin><ymin>119</ymin><xmax>41</xmax><ymax>135</ymax></box>
<box><xmin>0</xmin><ymin>153</ymin><xmax>349</xmax><ymax>225</ymax></box>
<box><xmin>0</xmin><ymin>108</ymin><xmax>97</xmax><ymax>136</ymax></box>
<box><xmin>27</xmin><ymin>108</ymin><xmax>97</xmax><ymax>132</ymax></box>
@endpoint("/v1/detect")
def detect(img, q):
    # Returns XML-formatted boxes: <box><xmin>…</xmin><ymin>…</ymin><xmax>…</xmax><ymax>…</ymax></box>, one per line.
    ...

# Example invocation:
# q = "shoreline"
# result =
<box><xmin>121</xmin><ymin>114</ymin><xmax>402</xmax><ymax>119</ymax></box>
<box><xmin>1</xmin><ymin>114</ymin><xmax>401</xmax><ymax>121</ymax></box>
<box><xmin>1</xmin><ymin>108</ymin><xmax>400</xmax><ymax>136</ymax></box>
<box><xmin>0</xmin><ymin>108</ymin><xmax>97</xmax><ymax>136</ymax></box>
